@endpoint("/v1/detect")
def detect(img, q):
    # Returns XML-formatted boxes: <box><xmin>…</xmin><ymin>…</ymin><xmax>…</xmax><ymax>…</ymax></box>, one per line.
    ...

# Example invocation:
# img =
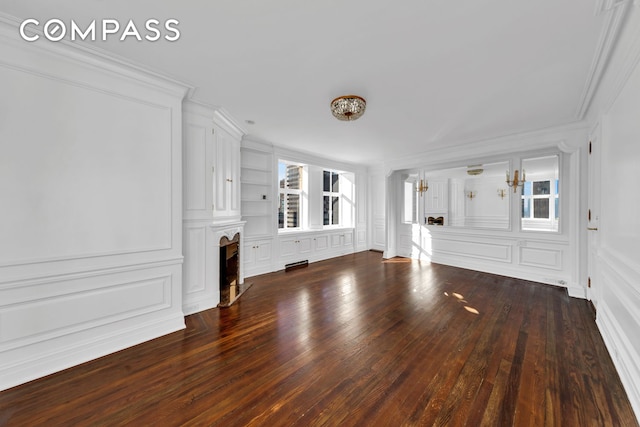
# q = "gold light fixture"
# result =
<box><xmin>416</xmin><ymin>179</ymin><xmax>429</xmax><ymax>196</ymax></box>
<box><xmin>330</xmin><ymin>95</ymin><xmax>366</xmax><ymax>121</ymax></box>
<box><xmin>506</xmin><ymin>169</ymin><xmax>525</xmax><ymax>192</ymax></box>
<box><xmin>467</xmin><ymin>165</ymin><xmax>484</xmax><ymax>176</ymax></box>
<box><xmin>497</xmin><ymin>189</ymin><xmax>507</xmax><ymax>199</ymax></box>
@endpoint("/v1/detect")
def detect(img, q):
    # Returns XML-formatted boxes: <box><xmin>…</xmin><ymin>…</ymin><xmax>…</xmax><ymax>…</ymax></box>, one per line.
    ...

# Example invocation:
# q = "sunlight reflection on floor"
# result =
<box><xmin>382</xmin><ymin>257</ymin><xmax>412</xmax><ymax>263</ymax></box>
<box><xmin>443</xmin><ymin>290</ymin><xmax>480</xmax><ymax>315</ymax></box>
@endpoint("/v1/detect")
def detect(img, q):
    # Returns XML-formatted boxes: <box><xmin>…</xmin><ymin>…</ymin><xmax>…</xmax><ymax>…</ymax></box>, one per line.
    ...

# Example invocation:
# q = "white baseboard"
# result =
<box><xmin>597</xmin><ymin>302</ymin><xmax>640</xmax><ymax>422</ymax></box>
<box><xmin>0</xmin><ymin>313</ymin><xmax>185</xmax><ymax>392</ymax></box>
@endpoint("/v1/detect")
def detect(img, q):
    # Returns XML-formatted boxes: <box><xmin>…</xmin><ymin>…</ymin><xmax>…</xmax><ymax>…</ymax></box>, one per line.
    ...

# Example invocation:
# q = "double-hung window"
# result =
<box><xmin>520</xmin><ymin>155</ymin><xmax>560</xmax><ymax>232</ymax></box>
<box><xmin>323</xmin><ymin>170</ymin><xmax>340</xmax><ymax>226</ymax></box>
<box><xmin>521</xmin><ymin>180</ymin><xmax>559</xmax><ymax>220</ymax></box>
<box><xmin>278</xmin><ymin>162</ymin><xmax>303</xmax><ymax>229</ymax></box>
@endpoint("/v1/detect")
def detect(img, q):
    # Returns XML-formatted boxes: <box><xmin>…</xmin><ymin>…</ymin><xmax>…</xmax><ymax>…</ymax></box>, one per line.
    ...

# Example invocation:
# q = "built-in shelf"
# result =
<box><xmin>240</xmin><ymin>165</ymin><xmax>271</xmax><ymax>173</ymax></box>
<box><xmin>241</xmin><ymin>141</ymin><xmax>275</xmax><ymax>246</ymax></box>
<box><xmin>240</xmin><ymin>179</ymin><xmax>271</xmax><ymax>186</ymax></box>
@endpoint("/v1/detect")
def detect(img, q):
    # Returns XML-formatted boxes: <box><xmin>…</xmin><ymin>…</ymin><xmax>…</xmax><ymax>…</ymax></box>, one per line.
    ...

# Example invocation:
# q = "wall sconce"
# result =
<box><xmin>506</xmin><ymin>169</ymin><xmax>525</xmax><ymax>192</ymax></box>
<box><xmin>416</xmin><ymin>179</ymin><xmax>429</xmax><ymax>196</ymax></box>
<box><xmin>497</xmin><ymin>189</ymin><xmax>507</xmax><ymax>199</ymax></box>
<box><xmin>466</xmin><ymin>191</ymin><xmax>477</xmax><ymax>200</ymax></box>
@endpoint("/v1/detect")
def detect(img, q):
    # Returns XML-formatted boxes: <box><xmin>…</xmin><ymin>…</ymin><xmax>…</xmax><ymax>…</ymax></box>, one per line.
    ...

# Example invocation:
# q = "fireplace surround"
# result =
<box><xmin>209</xmin><ymin>221</ymin><xmax>250</xmax><ymax>307</ymax></box>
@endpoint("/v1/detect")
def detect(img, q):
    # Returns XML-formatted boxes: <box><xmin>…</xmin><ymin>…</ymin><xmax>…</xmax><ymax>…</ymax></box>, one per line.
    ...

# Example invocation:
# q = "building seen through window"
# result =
<box><xmin>323</xmin><ymin>170</ymin><xmax>340</xmax><ymax>226</ymax></box>
<box><xmin>278</xmin><ymin>162</ymin><xmax>302</xmax><ymax>229</ymax></box>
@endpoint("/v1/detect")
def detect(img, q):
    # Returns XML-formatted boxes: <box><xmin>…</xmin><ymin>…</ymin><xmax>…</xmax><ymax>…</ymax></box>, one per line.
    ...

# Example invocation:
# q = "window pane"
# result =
<box><xmin>323</xmin><ymin>196</ymin><xmax>330</xmax><ymax>225</ymax></box>
<box><xmin>555</xmin><ymin>197</ymin><xmax>559</xmax><ymax>219</ymax></box>
<box><xmin>286</xmin><ymin>165</ymin><xmax>301</xmax><ymax>190</ymax></box>
<box><xmin>533</xmin><ymin>198</ymin><xmax>549</xmax><ymax>218</ymax></box>
<box><xmin>287</xmin><ymin>194</ymin><xmax>300</xmax><ymax>227</ymax></box>
<box><xmin>323</xmin><ymin>171</ymin><xmax>330</xmax><ymax>192</ymax></box>
<box><xmin>522</xmin><ymin>198</ymin><xmax>530</xmax><ymax>218</ymax></box>
<box><xmin>332</xmin><ymin>196</ymin><xmax>339</xmax><ymax>225</ymax></box>
<box><xmin>332</xmin><ymin>172</ymin><xmax>339</xmax><ymax>192</ymax></box>
<box><xmin>520</xmin><ymin>155</ymin><xmax>559</xmax><ymax>232</ymax></box>
<box><xmin>278</xmin><ymin>162</ymin><xmax>286</xmax><ymax>189</ymax></box>
<box><xmin>278</xmin><ymin>194</ymin><xmax>285</xmax><ymax>228</ymax></box>
<box><xmin>533</xmin><ymin>181</ymin><xmax>550</xmax><ymax>195</ymax></box>
<box><xmin>522</xmin><ymin>181</ymin><xmax>532</xmax><ymax>196</ymax></box>
<box><xmin>404</xmin><ymin>181</ymin><xmax>414</xmax><ymax>223</ymax></box>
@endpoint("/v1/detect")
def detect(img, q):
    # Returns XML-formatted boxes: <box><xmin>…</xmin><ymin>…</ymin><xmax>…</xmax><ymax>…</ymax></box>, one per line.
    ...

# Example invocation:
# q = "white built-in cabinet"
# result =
<box><xmin>424</xmin><ymin>179</ymin><xmax>448</xmax><ymax>213</ymax></box>
<box><xmin>183</xmin><ymin>102</ymin><xmax>242</xmax><ymax>223</ymax></box>
<box><xmin>243</xmin><ymin>239</ymin><xmax>274</xmax><ymax>275</ymax></box>
<box><xmin>182</xmin><ymin>100</ymin><xmax>245</xmax><ymax>315</ymax></box>
<box><xmin>277</xmin><ymin>229</ymin><xmax>355</xmax><ymax>270</ymax></box>
<box><xmin>423</xmin><ymin>178</ymin><xmax>449</xmax><ymax>225</ymax></box>
<box><xmin>240</xmin><ymin>142</ymin><xmax>274</xmax><ymax>238</ymax></box>
<box><xmin>240</xmin><ymin>139</ymin><xmax>275</xmax><ymax>278</ymax></box>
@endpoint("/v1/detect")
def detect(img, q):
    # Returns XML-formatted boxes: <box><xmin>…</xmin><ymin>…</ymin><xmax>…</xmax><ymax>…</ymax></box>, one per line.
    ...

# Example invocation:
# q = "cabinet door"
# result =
<box><xmin>280</xmin><ymin>237</ymin><xmax>297</xmax><ymax>259</ymax></box>
<box><xmin>425</xmin><ymin>179</ymin><xmax>448</xmax><ymax>213</ymax></box>
<box><xmin>183</xmin><ymin>119</ymin><xmax>214</xmax><ymax>220</ymax></box>
<box><xmin>314</xmin><ymin>235</ymin><xmax>329</xmax><ymax>253</ymax></box>
<box><xmin>255</xmin><ymin>240</ymin><xmax>273</xmax><ymax>266</ymax></box>
<box><xmin>243</xmin><ymin>242</ymin><xmax>257</xmax><ymax>268</ymax></box>
<box><xmin>298</xmin><ymin>237</ymin><xmax>312</xmax><ymax>255</ymax></box>
<box><xmin>343</xmin><ymin>231</ymin><xmax>354</xmax><ymax>247</ymax></box>
<box><xmin>213</xmin><ymin>127</ymin><xmax>230</xmax><ymax>216</ymax></box>
<box><xmin>331</xmin><ymin>233</ymin><xmax>343</xmax><ymax>249</ymax></box>
<box><xmin>213</xmin><ymin>127</ymin><xmax>241</xmax><ymax>221</ymax></box>
<box><xmin>228</xmin><ymin>137</ymin><xmax>240</xmax><ymax>214</ymax></box>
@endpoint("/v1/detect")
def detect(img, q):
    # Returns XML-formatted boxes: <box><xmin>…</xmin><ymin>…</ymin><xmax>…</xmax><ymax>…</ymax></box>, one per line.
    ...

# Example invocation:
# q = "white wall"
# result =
<box><xmin>586</xmin><ymin>4</ymin><xmax>640</xmax><ymax>419</ymax></box>
<box><xmin>0</xmin><ymin>18</ymin><xmax>189</xmax><ymax>390</ymax></box>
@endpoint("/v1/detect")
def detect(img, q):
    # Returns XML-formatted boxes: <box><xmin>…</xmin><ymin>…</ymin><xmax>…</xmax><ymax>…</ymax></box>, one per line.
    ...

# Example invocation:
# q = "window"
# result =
<box><xmin>278</xmin><ymin>161</ymin><xmax>303</xmax><ymax>229</ymax></box>
<box><xmin>403</xmin><ymin>176</ymin><xmax>418</xmax><ymax>223</ymax></box>
<box><xmin>521</xmin><ymin>155</ymin><xmax>559</xmax><ymax>232</ymax></box>
<box><xmin>323</xmin><ymin>170</ymin><xmax>340</xmax><ymax>226</ymax></box>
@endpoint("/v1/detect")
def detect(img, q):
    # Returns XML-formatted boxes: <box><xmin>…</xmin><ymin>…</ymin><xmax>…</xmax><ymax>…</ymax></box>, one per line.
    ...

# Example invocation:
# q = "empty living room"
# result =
<box><xmin>1</xmin><ymin>1</ymin><xmax>639</xmax><ymax>425</ymax></box>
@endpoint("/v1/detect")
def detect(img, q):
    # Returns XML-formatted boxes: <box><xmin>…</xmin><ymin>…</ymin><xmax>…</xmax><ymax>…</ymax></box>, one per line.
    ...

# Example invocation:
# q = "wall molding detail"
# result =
<box><xmin>576</xmin><ymin>0</ymin><xmax>633</xmax><ymax>118</ymax></box>
<box><xmin>0</xmin><ymin>310</ymin><xmax>184</xmax><ymax>392</ymax></box>
<box><xmin>0</xmin><ymin>15</ymin><xmax>188</xmax><ymax>391</ymax></box>
<box><xmin>597</xmin><ymin>303</ymin><xmax>640</xmax><ymax>420</ymax></box>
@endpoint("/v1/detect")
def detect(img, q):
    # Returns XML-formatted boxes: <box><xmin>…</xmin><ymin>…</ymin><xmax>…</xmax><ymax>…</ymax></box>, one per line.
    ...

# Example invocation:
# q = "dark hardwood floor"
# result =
<box><xmin>1</xmin><ymin>251</ymin><xmax>637</xmax><ymax>426</ymax></box>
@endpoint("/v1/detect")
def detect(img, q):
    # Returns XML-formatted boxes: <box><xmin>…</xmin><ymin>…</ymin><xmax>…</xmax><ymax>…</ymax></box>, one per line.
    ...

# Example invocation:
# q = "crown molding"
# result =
<box><xmin>576</xmin><ymin>0</ymin><xmax>633</xmax><ymax>119</ymax></box>
<box><xmin>384</xmin><ymin>121</ymin><xmax>589</xmax><ymax>172</ymax></box>
<box><xmin>601</xmin><ymin>6</ymin><xmax>640</xmax><ymax>114</ymax></box>
<box><xmin>594</xmin><ymin>0</ymin><xmax>631</xmax><ymax>15</ymax></box>
<box><xmin>0</xmin><ymin>12</ymin><xmax>193</xmax><ymax>99</ymax></box>
<box><xmin>212</xmin><ymin>108</ymin><xmax>246</xmax><ymax>140</ymax></box>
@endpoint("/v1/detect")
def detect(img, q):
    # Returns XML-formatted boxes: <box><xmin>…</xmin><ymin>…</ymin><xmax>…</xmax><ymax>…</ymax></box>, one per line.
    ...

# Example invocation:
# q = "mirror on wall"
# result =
<box><xmin>421</xmin><ymin>161</ymin><xmax>511</xmax><ymax>230</ymax></box>
<box><xmin>520</xmin><ymin>155</ymin><xmax>559</xmax><ymax>232</ymax></box>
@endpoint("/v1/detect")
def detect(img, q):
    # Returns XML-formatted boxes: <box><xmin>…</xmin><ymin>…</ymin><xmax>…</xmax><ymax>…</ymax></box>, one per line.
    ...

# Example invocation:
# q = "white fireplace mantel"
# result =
<box><xmin>210</xmin><ymin>220</ymin><xmax>246</xmax><ymax>303</ymax></box>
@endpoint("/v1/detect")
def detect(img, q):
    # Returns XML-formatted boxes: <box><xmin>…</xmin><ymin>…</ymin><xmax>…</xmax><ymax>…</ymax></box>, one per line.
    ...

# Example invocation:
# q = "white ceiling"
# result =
<box><xmin>1</xmin><ymin>1</ymin><xmax>606</xmax><ymax>165</ymax></box>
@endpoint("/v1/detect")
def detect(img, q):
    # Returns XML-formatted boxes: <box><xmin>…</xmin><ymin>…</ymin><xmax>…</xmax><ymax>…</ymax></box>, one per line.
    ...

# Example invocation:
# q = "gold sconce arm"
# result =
<box><xmin>416</xmin><ymin>179</ymin><xmax>429</xmax><ymax>195</ymax></box>
<box><xmin>506</xmin><ymin>169</ymin><xmax>525</xmax><ymax>192</ymax></box>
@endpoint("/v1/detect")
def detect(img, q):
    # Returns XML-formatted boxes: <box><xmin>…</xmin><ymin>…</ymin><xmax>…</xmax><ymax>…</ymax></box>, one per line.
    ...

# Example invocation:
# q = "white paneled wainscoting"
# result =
<box><xmin>405</xmin><ymin>227</ymin><xmax>575</xmax><ymax>294</ymax></box>
<box><xmin>0</xmin><ymin>16</ymin><xmax>188</xmax><ymax>390</ymax></box>
<box><xmin>595</xmin><ymin>248</ymin><xmax>640</xmax><ymax>417</ymax></box>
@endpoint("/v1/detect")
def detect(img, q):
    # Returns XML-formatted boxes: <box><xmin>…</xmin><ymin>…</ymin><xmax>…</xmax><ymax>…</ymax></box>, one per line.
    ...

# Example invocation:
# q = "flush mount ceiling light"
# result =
<box><xmin>467</xmin><ymin>165</ymin><xmax>484</xmax><ymax>176</ymax></box>
<box><xmin>330</xmin><ymin>95</ymin><xmax>366</xmax><ymax>121</ymax></box>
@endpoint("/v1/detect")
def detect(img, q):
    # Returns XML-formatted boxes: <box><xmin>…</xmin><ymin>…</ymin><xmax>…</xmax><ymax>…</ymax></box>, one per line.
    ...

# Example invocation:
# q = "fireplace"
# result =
<box><xmin>218</xmin><ymin>233</ymin><xmax>251</xmax><ymax>307</ymax></box>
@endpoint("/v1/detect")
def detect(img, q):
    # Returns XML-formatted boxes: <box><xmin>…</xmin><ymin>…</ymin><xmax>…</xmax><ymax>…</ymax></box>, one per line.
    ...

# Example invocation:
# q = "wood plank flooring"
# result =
<box><xmin>1</xmin><ymin>251</ymin><xmax>637</xmax><ymax>426</ymax></box>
